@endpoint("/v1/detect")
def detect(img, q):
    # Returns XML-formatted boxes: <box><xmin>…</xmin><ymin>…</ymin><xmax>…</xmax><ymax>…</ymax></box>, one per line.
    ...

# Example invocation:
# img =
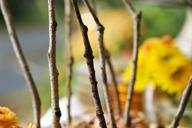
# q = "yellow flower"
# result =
<box><xmin>0</xmin><ymin>106</ymin><xmax>19</xmax><ymax>128</ymax></box>
<box><xmin>122</xmin><ymin>36</ymin><xmax>192</xmax><ymax>95</ymax></box>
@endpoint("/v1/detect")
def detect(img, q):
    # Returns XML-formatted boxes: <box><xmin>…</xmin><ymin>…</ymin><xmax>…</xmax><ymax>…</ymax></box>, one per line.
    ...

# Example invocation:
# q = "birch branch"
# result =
<box><xmin>64</xmin><ymin>0</ymin><xmax>74</xmax><ymax>125</ymax></box>
<box><xmin>0</xmin><ymin>0</ymin><xmax>41</xmax><ymax>127</ymax></box>
<box><xmin>83</xmin><ymin>0</ymin><xmax>117</xmax><ymax>127</ymax></box>
<box><xmin>47</xmin><ymin>0</ymin><xmax>61</xmax><ymax>127</ymax></box>
<box><xmin>71</xmin><ymin>0</ymin><xmax>107</xmax><ymax>127</ymax></box>
<box><xmin>121</xmin><ymin>0</ymin><xmax>142</xmax><ymax>126</ymax></box>
<box><xmin>170</xmin><ymin>78</ymin><xmax>192</xmax><ymax>128</ymax></box>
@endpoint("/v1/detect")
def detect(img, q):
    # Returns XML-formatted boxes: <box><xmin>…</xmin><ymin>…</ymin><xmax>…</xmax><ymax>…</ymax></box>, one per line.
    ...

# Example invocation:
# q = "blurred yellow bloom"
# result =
<box><xmin>0</xmin><ymin>106</ymin><xmax>19</xmax><ymax>128</ymax></box>
<box><xmin>28</xmin><ymin>123</ymin><xmax>36</xmax><ymax>128</ymax></box>
<box><xmin>72</xmin><ymin>9</ymin><xmax>132</xmax><ymax>60</ymax></box>
<box><xmin>122</xmin><ymin>36</ymin><xmax>192</xmax><ymax>95</ymax></box>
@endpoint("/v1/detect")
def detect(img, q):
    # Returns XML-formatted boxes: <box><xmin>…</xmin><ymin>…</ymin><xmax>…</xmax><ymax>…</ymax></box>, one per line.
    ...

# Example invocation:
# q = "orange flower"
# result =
<box><xmin>0</xmin><ymin>106</ymin><xmax>19</xmax><ymax>128</ymax></box>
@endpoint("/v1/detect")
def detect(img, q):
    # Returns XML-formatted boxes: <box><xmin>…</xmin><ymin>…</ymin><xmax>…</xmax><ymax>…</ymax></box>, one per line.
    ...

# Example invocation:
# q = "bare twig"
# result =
<box><xmin>64</xmin><ymin>0</ymin><xmax>74</xmax><ymax>125</ymax></box>
<box><xmin>121</xmin><ymin>0</ymin><xmax>142</xmax><ymax>126</ymax></box>
<box><xmin>47</xmin><ymin>0</ymin><xmax>61</xmax><ymax>127</ymax></box>
<box><xmin>89</xmin><ymin>0</ymin><xmax>121</xmax><ymax>116</ymax></box>
<box><xmin>89</xmin><ymin>0</ymin><xmax>97</xmax><ymax>14</ymax></box>
<box><xmin>0</xmin><ymin>0</ymin><xmax>41</xmax><ymax>127</ymax></box>
<box><xmin>105</xmin><ymin>50</ymin><xmax>121</xmax><ymax>116</ymax></box>
<box><xmin>71</xmin><ymin>0</ymin><xmax>107</xmax><ymax>128</ymax></box>
<box><xmin>170</xmin><ymin>78</ymin><xmax>192</xmax><ymax>128</ymax></box>
<box><xmin>83</xmin><ymin>0</ymin><xmax>117</xmax><ymax>127</ymax></box>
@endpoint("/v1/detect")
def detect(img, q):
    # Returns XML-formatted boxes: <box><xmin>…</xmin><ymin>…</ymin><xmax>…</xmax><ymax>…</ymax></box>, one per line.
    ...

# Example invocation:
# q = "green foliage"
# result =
<box><xmin>0</xmin><ymin>0</ymin><xmax>43</xmax><ymax>25</ymax></box>
<box><xmin>0</xmin><ymin>0</ymin><xmax>65</xmax><ymax>25</ymax></box>
<box><xmin>138</xmin><ymin>5</ymin><xmax>186</xmax><ymax>40</ymax></box>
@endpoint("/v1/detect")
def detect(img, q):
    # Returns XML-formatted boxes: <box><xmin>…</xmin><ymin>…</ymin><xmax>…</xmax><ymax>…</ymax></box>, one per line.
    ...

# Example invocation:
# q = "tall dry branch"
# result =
<box><xmin>71</xmin><ymin>0</ymin><xmax>107</xmax><ymax>128</ymax></box>
<box><xmin>171</xmin><ymin>78</ymin><xmax>192</xmax><ymax>128</ymax></box>
<box><xmin>83</xmin><ymin>0</ymin><xmax>117</xmax><ymax>127</ymax></box>
<box><xmin>121</xmin><ymin>0</ymin><xmax>142</xmax><ymax>126</ymax></box>
<box><xmin>0</xmin><ymin>0</ymin><xmax>41</xmax><ymax>127</ymax></box>
<box><xmin>64</xmin><ymin>0</ymin><xmax>74</xmax><ymax>125</ymax></box>
<box><xmin>47</xmin><ymin>0</ymin><xmax>61</xmax><ymax>127</ymax></box>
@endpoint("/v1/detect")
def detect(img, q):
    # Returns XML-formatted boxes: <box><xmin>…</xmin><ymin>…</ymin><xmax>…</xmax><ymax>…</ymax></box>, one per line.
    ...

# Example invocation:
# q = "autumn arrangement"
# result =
<box><xmin>0</xmin><ymin>0</ymin><xmax>192</xmax><ymax>128</ymax></box>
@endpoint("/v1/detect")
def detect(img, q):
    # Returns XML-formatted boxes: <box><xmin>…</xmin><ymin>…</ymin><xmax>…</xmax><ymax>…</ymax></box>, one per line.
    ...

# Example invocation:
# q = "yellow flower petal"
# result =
<box><xmin>122</xmin><ymin>36</ymin><xmax>192</xmax><ymax>95</ymax></box>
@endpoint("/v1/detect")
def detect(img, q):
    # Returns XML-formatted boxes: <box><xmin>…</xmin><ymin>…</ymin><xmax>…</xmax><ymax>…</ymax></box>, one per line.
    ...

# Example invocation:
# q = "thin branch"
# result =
<box><xmin>83</xmin><ymin>0</ymin><xmax>117</xmax><ymax>128</ymax></box>
<box><xmin>0</xmin><ymin>0</ymin><xmax>41</xmax><ymax>127</ymax></box>
<box><xmin>122</xmin><ymin>0</ymin><xmax>137</xmax><ymax>16</ymax></box>
<box><xmin>47</xmin><ymin>0</ymin><xmax>61</xmax><ymax>127</ymax></box>
<box><xmin>83</xmin><ymin>0</ymin><xmax>117</xmax><ymax>127</ymax></box>
<box><xmin>86</xmin><ymin>0</ymin><xmax>121</xmax><ymax>116</ymax></box>
<box><xmin>105</xmin><ymin>50</ymin><xmax>121</xmax><ymax>116</ymax></box>
<box><xmin>64</xmin><ymin>0</ymin><xmax>74</xmax><ymax>125</ymax></box>
<box><xmin>122</xmin><ymin>0</ymin><xmax>142</xmax><ymax>126</ymax></box>
<box><xmin>71</xmin><ymin>0</ymin><xmax>107</xmax><ymax>128</ymax></box>
<box><xmin>170</xmin><ymin>78</ymin><xmax>192</xmax><ymax>128</ymax></box>
<box><xmin>89</xmin><ymin>0</ymin><xmax>97</xmax><ymax>14</ymax></box>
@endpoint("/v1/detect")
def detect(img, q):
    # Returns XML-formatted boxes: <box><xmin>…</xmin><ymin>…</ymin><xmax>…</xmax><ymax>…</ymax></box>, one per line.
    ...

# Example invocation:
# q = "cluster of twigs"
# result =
<box><xmin>1</xmin><ymin>0</ymin><xmax>192</xmax><ymax>128</ymax></box>
<box><xmin>72</xmin><ymin>0</ymin><xmax>107</xmax><ymax>127</ymax></box>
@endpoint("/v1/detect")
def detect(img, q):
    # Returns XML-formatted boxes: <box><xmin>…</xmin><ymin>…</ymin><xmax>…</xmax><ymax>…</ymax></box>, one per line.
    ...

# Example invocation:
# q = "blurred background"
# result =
<box><xmin>0</xmin><ymin>0</ymin><xmax>190</xmax><ymax>125</ymax></box>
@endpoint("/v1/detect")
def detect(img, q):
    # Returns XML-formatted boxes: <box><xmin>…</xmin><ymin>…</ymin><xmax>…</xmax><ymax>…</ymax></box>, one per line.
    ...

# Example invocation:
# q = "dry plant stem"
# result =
<box><xmin>105</xmin><ymin>50</ymin><xmax>121</xmax><ymax>116</ymax></box>
<box><xmin>170</xmin><ymin>78</ymin><xmax>192</xmax><ymax>128</ymax></box>
<box><xmin>64</xmin><ymin>0</ymin><xmax>74</xmax><ymax>125</ymax></box>
<box><xmin>83</xmin><ymin>0</ymin><xmax>117</xmax><ymax>128</ymax></box>
<box><xmin>89</xmin><ymin>0</ymin><xmax>97</xmax><ymax>14</ymax></box>
<box><xmin>89</xmin><ymin>0</ymin><xmax>121</xmax><ymax>116</ymax></box>
<box><xmin>48</xmin><ymin>0</ymin><xmax>61</xmax><ymax>127</ymax></box>
<box><xmin>71</xmin><ymin>0</ymin><xmax>107</xmax><ymax>128</ymax></box>
<box><xmin>122</xmin><ymin>0</ymin><xmax>142</xmax><ymax>126</ymax></box>
<box><xmin>0</xmin><ymin>0</ymin><xmax>41</xmax><ymax>127</ymax></box>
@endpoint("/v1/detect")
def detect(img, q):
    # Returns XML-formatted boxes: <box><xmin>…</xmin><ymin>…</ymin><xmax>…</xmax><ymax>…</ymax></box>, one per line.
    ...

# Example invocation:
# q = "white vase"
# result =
<box><xmin>176</xmin><ymin>8</ymin><xmax>192</xmax><ymax>59</ymax></box>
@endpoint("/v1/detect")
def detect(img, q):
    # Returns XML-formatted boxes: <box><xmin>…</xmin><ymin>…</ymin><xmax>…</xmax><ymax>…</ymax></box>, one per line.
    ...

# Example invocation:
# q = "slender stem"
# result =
<box><xmin>84</xmin><ymin>0</ymin><xmax>117</xmax><ymax>128</ymax></box>
<box><xmin>71</xmin><ymin>0</ymin><xmax>107</xmax><ymax>127</ymax></box>
<box><xmin>121</xmin><ymin>0</ymin><xmax>142</xmax><ymax>126</ymax></box>
<box><xmin>170</xmin><ymin>78</ymin><xmax>192</xmax><ymax>128</ymax></box>
<box><xmin>64</xmin><ymin>0</ymin><xmax>74</xmax><ymax>125</ymax></box>
<box><xmin>105</xmin><ymin>50</ymin><xmax>121</xmax><ymax>116</ymax></box>
<box><xmin>89</xmin><ymin>0</ymin><xmax>97</xmax><ymax>14</ymax></box>
<box><xmin>88</xmin><ymin>0</ymin><xmax>121</xmax><ymax>116</ymax></box>
<box><xmin>0</xmin><ymin>0</ymin><xmax>41</xmax><ymax>127</ymax></box>
<box><xmin>47</xmin><ymin>0</ymin><xmax>61</xmax><ymax>127</ymax></box>
<box><xmin>83</xmin><ymin>0</ymin><xmax>117</xmax><ymax>127</ymax></box>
